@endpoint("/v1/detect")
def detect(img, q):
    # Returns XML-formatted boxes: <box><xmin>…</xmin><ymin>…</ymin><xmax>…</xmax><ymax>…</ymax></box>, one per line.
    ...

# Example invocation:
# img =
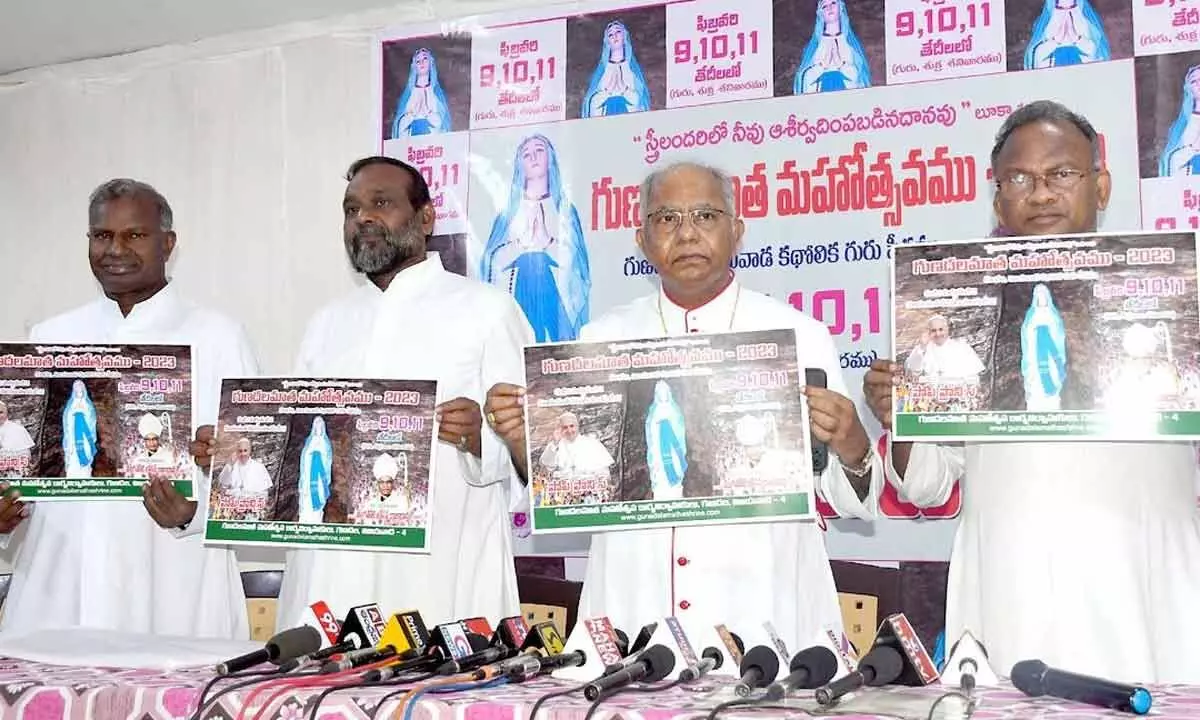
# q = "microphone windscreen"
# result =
<box><xmin>791</xmin><ymin>646</ymin><xmax>839</xmax><ymax>685</ymax></box>
<box><xmin>741</xmin><ymin>646</ymin><xmax>780</xmax><ymax>682</ymax></box>
<box><xmin>863</xmin><ymin>645</ymin><xmax>905</xmax><ymax>686</ymax></box>
<box><xmin>613</xmin><ymin>628</ymin><xmax>630</xmax><ymax>656</ymax></box>
<box><xmin>1010</xmin><ymin>660</ymin><xmax>1048</xmax><ymax>696</ymax></box>
<box><xmin>730</xmin><ymin>632</ymin><xmax>745</xmax><ymax>654</ymax></box>
<box><xmin>642</xmin><ymin>645</ymin><xmax>677</xmax><ymax>681</ymax></box>
<box><xmin>268</xmin><ymin>626</ymin><xmax>323</xmax><ymax>662</ymax></box>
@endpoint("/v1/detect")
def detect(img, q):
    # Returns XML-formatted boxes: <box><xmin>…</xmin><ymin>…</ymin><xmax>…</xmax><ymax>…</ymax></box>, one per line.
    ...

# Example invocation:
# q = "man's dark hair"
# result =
<box><xmin>345</xmin><ymin>156</ymin><xmax>432</xmax><ymax>209</ymax></box>
<box><xmin>990</xmin><ymin>100</ymin><xmax>1102</xmax><ymax>169</ymax></box>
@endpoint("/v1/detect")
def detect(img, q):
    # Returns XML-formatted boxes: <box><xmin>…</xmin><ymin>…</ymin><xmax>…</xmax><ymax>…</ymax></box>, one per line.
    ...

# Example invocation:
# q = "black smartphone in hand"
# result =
<box><xmin>805</xmin><ymin>368</ymin><xmax>829</xmax><ymax>474</ymax></box>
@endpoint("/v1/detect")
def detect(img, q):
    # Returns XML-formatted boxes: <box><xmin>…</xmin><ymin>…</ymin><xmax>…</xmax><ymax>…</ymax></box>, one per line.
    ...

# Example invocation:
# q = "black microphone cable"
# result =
<box><xmin>581</xmin><ymin>678</ymin><xmax>684</xmax><ymax>720</ymax></box>
<box><xmin>528</xmin><ymin>680</ymin><xmax>593</xmax><ymax>720</ymax></box>
<box><xmin>924</xmin><ymin>690</ymin><xmax>972</xmax><ymax>720</ymax></box>
<box><xmin>189</xmin><ymin>670</ymin><xmax>325</xmax><ymax>720</ymax></box>
<box><xmin>310</xmin><ymin>670</ymin><xmax>438</xmax><ymax>720</ymax></box>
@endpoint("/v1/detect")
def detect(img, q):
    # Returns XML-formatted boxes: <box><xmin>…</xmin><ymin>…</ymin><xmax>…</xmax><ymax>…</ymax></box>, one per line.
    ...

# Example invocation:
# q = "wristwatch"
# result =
<box><xmin>840</xmin><ymin>446</ymin><xmax>875</xmax><ymax>478</ymax></box>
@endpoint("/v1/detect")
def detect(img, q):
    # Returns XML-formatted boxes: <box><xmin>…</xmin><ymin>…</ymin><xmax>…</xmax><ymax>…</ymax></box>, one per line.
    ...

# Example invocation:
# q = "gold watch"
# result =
<box><xmin>840</xmin><ymin>446</ymin><xmax>875</xmax><ymax>477</ymax></box>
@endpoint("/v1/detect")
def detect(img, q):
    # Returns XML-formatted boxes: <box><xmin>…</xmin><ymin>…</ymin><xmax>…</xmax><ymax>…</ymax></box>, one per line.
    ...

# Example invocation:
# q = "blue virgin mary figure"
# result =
<box><xmin>390</xmin><ymin>47</ymin><xmax>452</xmax><ymax>138</ymax></box>
<box><xmin>1020</xmin><ymin>283</ymin><xmax>1068</xmax><ymax>411</ymax></box>
<box><xmin>645</xmin><ymin>380</ymin><xmax>688</xmax><ymax>502</ymax></box>
<box><xmin>479</xmin><ymin>134</ymin><xmax>590</xmax><ymax>342</ymax></box>
<box><xmin>581</xmin><ymin>20</ymin><xmax>652</xmax><ymax>118</ymax></box>
<box><xmin>61</xmin><ymin>379</ymin><xmax>98</xmax><ymax>478</ymax></box>
<box><xmin>1159</xmin><ymin>66</ymin><xmax>1200</xmax><ymax>177</ymax></box>
<box><xmin>1023</xmin><ymin>0</ymin><xmax>1111</xmax><ymax>70</ymax></box>
<box><xmin>793</xmin><ymin>0</ymin><xmax>872</xmax><ymax>94</ymax></box>
<box><xmin>298</xmin><ymin>416</ymin><xmax>333</xmax><ymax>524</ymax></box>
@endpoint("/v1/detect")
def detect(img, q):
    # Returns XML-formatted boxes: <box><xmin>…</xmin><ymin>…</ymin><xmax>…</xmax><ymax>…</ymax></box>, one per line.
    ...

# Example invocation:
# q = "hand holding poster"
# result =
<box><xmin>523</xmin><ymin>329</ymin><xmax>815</xmax><ymax>533</ymax></box>
<box><xmin>891</xmin><ymin>230</ymin><xmax>1200</xmax><ymax>440</ymax></box>
<box><xmin>0</xmin><ymin>343</ymin><xmax>194</xmax><ymax>499</ymax></box>
<box><xmin>203</xmin><ymin>378</ymin><xmax>438</xmax><ymax>552</ymax></box>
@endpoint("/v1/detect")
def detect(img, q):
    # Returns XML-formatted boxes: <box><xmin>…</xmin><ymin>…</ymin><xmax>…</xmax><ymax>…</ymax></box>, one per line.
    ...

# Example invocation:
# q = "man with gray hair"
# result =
<box><xmin>864</xmin><ymin>100</ymin><xmax>1200</xmax><ymax>682</ymax></box>
<box><xmin>0</xmin><ymin>178</ymin><xmax>257</xmax><ymax>639</ymax></box>
<box><xmin>903</xmin><ymin>313</ymin><xmax>984</xmax><ymax>382</ymax></box>
<box><xmin>486</xmin><ymin>160</ymin><xmax>880</xmax><ymax>653</ymax></box>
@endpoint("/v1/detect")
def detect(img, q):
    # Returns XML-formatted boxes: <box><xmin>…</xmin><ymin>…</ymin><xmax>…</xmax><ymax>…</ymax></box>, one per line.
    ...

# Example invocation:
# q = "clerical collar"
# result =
<box><xmin>99</xmin><ymin>282</ymin><xmax>181</xmax><ymax>324</ymax></box>
<box><xmin>657</xmin><ymin>273</ymin><xmax>741</xmax><ymax>335</ymax></box>
<box><xmin>377</xmin><ymin>252</ymin><xmax>442</xmax><ymax>298</ymax></box>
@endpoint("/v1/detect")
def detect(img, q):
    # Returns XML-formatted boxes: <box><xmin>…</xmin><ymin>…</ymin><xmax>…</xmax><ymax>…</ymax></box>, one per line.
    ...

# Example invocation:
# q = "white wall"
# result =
<box><xmin>0</xmin><ymin>0</ymin><xmax>556</xmax><ymax>572</ymax></box>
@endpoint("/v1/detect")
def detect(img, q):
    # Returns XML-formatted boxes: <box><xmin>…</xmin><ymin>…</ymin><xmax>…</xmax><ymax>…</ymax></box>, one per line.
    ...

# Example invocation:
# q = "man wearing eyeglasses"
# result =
<box><xmin>863</xmin><ymin>100</ymin><xmax>1200</xmax><ymax>683</ymax></box>
<box><xmin>485</xmin><ymin>160</ymin><xmax>881</xmax><ymax>653</ymax></box>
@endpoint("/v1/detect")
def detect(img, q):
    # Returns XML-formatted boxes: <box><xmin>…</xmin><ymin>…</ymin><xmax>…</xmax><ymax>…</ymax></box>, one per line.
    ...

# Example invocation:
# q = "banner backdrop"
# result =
<box><xmin>371</xmin><ymin>0</ymin><xmax>1198</xmax><ymax>563</ymax></box>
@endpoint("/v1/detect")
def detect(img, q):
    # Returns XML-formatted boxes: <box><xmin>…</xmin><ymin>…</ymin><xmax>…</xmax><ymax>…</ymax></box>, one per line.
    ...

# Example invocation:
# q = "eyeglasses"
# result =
<box><xmin>995</xmin><ymin>168</ymin><xmax>1091</xmax><ymax>198</ymax></box>
<box><xmin>646</xmin><ymin>207</ymin><xmax>728</xmax><ymax>234</ymax></box>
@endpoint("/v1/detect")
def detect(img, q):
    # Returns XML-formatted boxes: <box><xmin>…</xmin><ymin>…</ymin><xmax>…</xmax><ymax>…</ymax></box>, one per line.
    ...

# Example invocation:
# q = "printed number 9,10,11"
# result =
<box><xmin>479</xmin><ymin>57</ymin><xmax>556</xmax><ymax>88</ymax></box>
<box><xmin>788</xmin><ymin>287</ymin><xmax>882</xmax><ymax>342</ymax></box>
<box><xmin>895</xmin><ymin>2</ymin><xmax>991</xmax><ymax>38</ymax></box>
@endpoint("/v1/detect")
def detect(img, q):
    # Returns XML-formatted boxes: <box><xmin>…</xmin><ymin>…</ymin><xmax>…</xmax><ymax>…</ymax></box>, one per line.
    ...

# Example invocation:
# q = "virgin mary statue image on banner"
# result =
<box><xmin>480</xmin><ymin>134</ymin><xmax>590</xmax><ymax>342</ymax></box>
<box><xmin>645</xmin><ymin>380</ymin><xmax>688</xmax><ymax>502</ymax></box>
<box><xmin>299</xmin><ymin>415</ymin><xmax>333</xmax><ymax>523</ymax></box>
<box><xmin>582</xmin><ymin>20</ymin><xmax>652</xmax><ymax>118</ymax></box>
<box><xmin>62</xmin><ymin>379</ymin><xmax>98</xmax><ymax>479</ymax></box>
<box><xmin>1020</xmin><ymin>283</ymin><xmax>1069</xmax><ymax>412</ymax></box>
<box><xmin>390</xmin><ymin>47</ymin><xmax>452</xmax><ymax>138</ymax></box>
<box><xmin>1023</xmin><ymin>0</ymin><xmax>1111</xmax><ymax>70</ymax></box>
<box><xmin>793</xmin><ymin>0</ymin><xmax>872</xmax><ymax>94</ymax></box>
<box><xmin>1159</xmin><ymin>65</ymin><xmax>1200</xmax><ymax>177</ymax></box>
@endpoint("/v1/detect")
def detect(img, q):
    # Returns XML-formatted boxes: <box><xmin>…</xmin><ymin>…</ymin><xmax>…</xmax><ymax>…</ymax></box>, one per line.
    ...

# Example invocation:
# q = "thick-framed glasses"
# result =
<box><xmin>995</xmin><ymin>168</ymin><xmax>1091</xmax><ymax>198</ymax></box>
<box><xmin>646</xmin><ymin>207</ymin><xmax>728</xmax><ymax>234</ymax></box>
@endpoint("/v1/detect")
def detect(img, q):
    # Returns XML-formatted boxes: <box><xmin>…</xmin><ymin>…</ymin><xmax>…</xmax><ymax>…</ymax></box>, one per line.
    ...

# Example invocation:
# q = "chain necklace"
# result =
<box><xmin>656</xmin><ymin>284</ymin><xmax>741</xmax><ymax>334</ymax></box>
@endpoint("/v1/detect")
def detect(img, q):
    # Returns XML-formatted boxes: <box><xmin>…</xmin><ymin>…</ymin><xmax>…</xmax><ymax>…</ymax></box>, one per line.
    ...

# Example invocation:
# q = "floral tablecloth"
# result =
<box><xmin>2</xmin><ymin>657</ymin><xmax>1200</xmax><ymax>720</ymax></box>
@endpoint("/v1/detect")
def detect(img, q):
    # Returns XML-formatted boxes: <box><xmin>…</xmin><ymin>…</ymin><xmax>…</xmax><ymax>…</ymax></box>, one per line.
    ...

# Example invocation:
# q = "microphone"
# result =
<box><xmin>320</xmin><ymin>643</ymin><xmax>398</xmax><ymax>674</ymax></box>
<box><xmin>491</xmin><ymin>616</ymin><xmax>531</xmax><ymax>651</ymax></box>
<box><xmin>1012</xmin><ymin>660</ymin><xmax>1152</xmax><ymax>716</ymax></box>
<box><xmin>361</xmin><ymin>646</ymin><xmax>446</xmax><ymax>682</ymax></box>
<box><xmin>336</xmin><ymin>603</ymin><xmax>387</xmax><ymax>649</ymax></box>
<box><xmin>302</xmin><ymin>600</ymin><xmax>341</xmax><ymax>648</ymax></box>
<box><xmin>436</xmin><ymin>633</ymin><xmax>508</xmax><ymax>674</ymax></box>
<box><xmin>602</xmin><ymin>622</ymin><xmax>658</xmax><ymax>674</ymax></box>
<box><xmin>275</xmin><ymin>636</ymin><xmax>362</xmax><ymax>672</ymax></box>
<box><xmin>613</xmin><ymin>628</ymin><xmax>630</xmax><ymax>656</ymax></box>
<box><xmin>814</xmin><ymin>645</ymin><xmax>904</xmax><ymax>706</ymax></box>
<box><xmin>215</xmin><ymin>626</ymin><xmax>322</xmax><ymax>676</ymax></box>
<box><xmin>764</xmin><ymin>646</ymin><xmax>839</xmax><ymax>700</ymax></box>
<box><xmin>732</xmin><ymin>646</ymin><xmax>780</xmax><ymax>697</ymax></box>
<box><xmin>583</xmin><ymin>644</ymin><xmax>675</xmax><ymax>701</ymax></box>
<box><xmin>679</xmin><ymin>646</ymin><xmax>724</xmax><ymax>682</ymax></box>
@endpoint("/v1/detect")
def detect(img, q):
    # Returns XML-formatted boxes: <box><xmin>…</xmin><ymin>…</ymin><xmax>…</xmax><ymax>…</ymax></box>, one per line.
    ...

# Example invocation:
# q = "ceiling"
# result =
<box><xmin>0</xmin><ymin>0</ymin><xmax>431</xmax><ymax>76</ymax></box>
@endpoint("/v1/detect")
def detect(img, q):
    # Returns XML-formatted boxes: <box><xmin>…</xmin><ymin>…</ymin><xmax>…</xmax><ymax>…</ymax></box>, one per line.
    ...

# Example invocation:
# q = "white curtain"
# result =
<box><xmin>0</xmin><ymin>0</ymin><xmax>547</xmax><ymax>571</ymax></box>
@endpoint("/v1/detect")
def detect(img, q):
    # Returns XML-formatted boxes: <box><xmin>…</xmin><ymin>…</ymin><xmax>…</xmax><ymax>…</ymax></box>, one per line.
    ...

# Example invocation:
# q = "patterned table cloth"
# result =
<box><xmin>2</xmin><ymin>657</ymin><xmax>1200</xmax><ymax>720</ymax></box>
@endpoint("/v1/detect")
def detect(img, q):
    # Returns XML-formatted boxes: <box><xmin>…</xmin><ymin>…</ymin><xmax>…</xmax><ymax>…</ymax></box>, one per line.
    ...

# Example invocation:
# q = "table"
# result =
<box><xmin>1</xmin><ymin>657</ymin><xmax>1199</xmax><ymax>720</ymax></box>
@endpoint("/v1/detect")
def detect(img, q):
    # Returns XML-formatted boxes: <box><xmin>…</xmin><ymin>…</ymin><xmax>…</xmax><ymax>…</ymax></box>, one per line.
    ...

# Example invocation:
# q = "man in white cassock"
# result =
<box><xmin>0</xmin><ymin>179</ymin><xmax>256</xmax><ymax>639</ymax></box>
<box><xmin>276</xmin><ymin>156</ymin><xmax>531</xmax><ymax>629</ymax></box>
<box><xmin>486</xmin><ymin>161</ymin><xmax>882</xmax><ymax>652</ymax></box>
<box><xmin>539</xmin><ymin>412</ymin><xmax>614</xmax><ymax>477</ymax></box>
<box><xmin>903</xmin><ymin>315</ymin><xmax>984</xmax><ymax>382</ymax></box>
<box><xmin>0</xmin><ymin>401</ymin><xmax>34</xmax><ymax>476</ymax></box>
<box><xmin>217</xmin><ymin>438</ymin><xmax>272</xmax><ymax>497</ymax></box>
<box><xmin>350</xmin><ymin>454</ymin><xmax>411</xmax><ymax>525</ymax></box>
<box><xmin>133</xmin><ymin>412</ymin><xmax>177</xmax><ymax>467</ymax></box>
<box><xmin>864</xmin><ymin>101</ymin><xmax>1200</xmax><ymax>683</ymax></box>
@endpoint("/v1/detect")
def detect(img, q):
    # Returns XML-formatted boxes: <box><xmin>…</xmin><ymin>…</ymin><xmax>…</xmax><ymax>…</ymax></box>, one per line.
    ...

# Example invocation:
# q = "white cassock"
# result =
<box><xmin>0</xmin><ymin>283</ymin><xmax>257</xmax><ymax>638</ymax></box>
<box><xmin>540</xmin><ymin>436</ymin><xmax>614</xmax><ymax>475</ymax></box>
<box><xmin>277</xmin><ymin>253</ymin><xmax>530</xmax><ymax>629</ymax></box>
<box><xmin>904</xmin><ymin>339</ymin><xmax>984</xmax><ymax>381</ymax></box>
<box><xmin>890</xmin><ymin>442</ymin><xmax>1200</xmax><ymax>683</ymax></box>
<box><xmin>0</xmin><ymin>421</ymin><xmax>34</xmax><ymax>454</ymax></box>
<box><xmin>218</xmin><ymin>459</ymin><xmax>272</xmax><ymax>495</ymax></box>
<box><xmin>568</xmin><ymin>278</ymin><xmax>882</xmax><ymax>652</ymax></box>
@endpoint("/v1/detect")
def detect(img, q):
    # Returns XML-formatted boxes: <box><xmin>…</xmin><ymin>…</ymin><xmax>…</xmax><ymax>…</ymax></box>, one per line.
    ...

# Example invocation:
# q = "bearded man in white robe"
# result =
<box><xmin>485</xmin><ymin>161</ymin><xmax>881</xmax><ymax>653</ymax></box>
<box><xmin>864</xmin><ymin>100</ymin><xmax>1200</xmax><ymax>683</ymax></box>
<box><xmin>275</xmin><ymin>156</ymin><xmax>531</xmax><ymax>630</ymax></box>
<box><xmin>0</xmin><ymin>178</ymin><xmax>257</xmax><ymax>639</ymax></box>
